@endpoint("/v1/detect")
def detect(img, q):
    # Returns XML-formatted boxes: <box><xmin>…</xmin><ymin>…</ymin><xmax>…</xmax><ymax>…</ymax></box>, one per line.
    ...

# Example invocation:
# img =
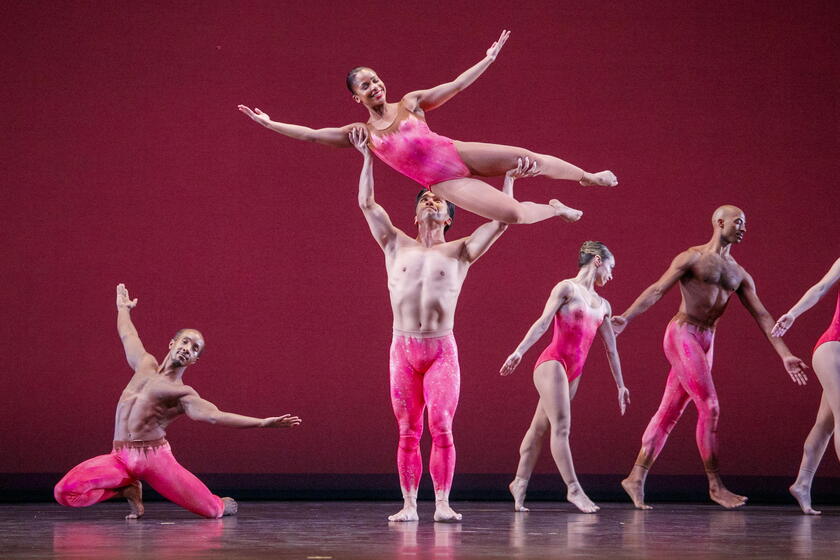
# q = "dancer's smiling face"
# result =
<box><xmin>167</xmin><ymin>329</ymin><xmax>204</xmax><ymax>367</ymax></box>
<box><xmin>350</xmin><ymin>68</ymin><xmax>387</xmax><ymax>106</ymax></box>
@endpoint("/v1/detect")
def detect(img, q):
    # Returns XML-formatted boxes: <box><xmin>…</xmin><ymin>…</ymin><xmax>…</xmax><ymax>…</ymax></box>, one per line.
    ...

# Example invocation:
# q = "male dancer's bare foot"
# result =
<box><xmin>389</xmin><ymin>495</ymin><xmax>419</xmax><ymax>522</ymax></box>
<box><xmin>388</xmin><ymin>505</ymin><xmax>419</xmax><ymax>522</ymax></box>
<box><xmin>579</xmin><ymin>170</ymin><xmax>618</xmax><ymax>187</ymax></box>
<box><xmin>509</xmin><ymin>477</ymin><xmax>529</xmax><ymax>512</ymax></box>
<box><xmin>120</xmin><ymin>481</ymin><xmax>144</xmax><ymax>519</ymax></box>
<box><xmin>708</xmin><ymin>484</ymin><xmax>747</xmax><ymax>509</ymax></box>
<box><xmin>434</xmin><ymin>501</ymin><xmax>463</xmax><ymax>522</ymax></box>
<box><xmin>621</xmin><ymin>477</ymin><xmax>652</xmax><ymax>510</ymax></box>
<box><xmin>789</xmin><ymin>483</ymin><xmax>821</xmax><ymax>515</ymax></box>
<box><xmin>549</xmin><ymin>199</ymin><xmax>583</xmax><ymax>222</ymax></box>
<box><xmin>222</xmin><ymin>497</ymin><xmax>238</xmax><ymax>516</ymax></box>
<box><xmin>566</xmin><ymin>482</ymin><xmax>599</xmax><ymax>513</ymax></box>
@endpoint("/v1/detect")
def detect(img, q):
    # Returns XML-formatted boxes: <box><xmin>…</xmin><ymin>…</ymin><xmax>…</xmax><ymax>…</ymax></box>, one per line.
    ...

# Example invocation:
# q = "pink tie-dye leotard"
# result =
<box><xmin>368</xmin><ymin>101</ymin><xmax>471</xmax><ymax>189</ymax></box>
<box><xmin>815</xmin><ymin>290</ymin><xmax>840</xmax><ymax>353</ymax></box>
<box><xmin>534</xmin><ymin>282</ymin><xmax>606</xmax><ymax>382</ymax></box>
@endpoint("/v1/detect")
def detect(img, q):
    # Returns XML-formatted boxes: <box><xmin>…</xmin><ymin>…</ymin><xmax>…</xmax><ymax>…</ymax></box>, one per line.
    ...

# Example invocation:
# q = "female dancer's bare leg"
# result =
<box><xmin>515</xmin><ymin>361</ymin><xmax>597</xmax><ymax>513</ymax></box>
<box><xmin>789</xmin><ymin>393</ymin><xmax>832</xmax><ymax>515</ymax></box>
<box><xmin>792</xmin><ymin>342</ymin><xmax>840</xmax><ymax>513</ymax></box>
<box><xmin>454</xmin><ymin>141</ymin><xmax>617</xmax><ymax>187</ymax></box>
<box><xmin>509</xmin><ymin>373</ymin><xmax>581</xmax><ymax>511</ymax></box>
<box><xmin>432</xmin><ymin>178</ymin><xmax>582</xmax><ymax>224</ymax></box>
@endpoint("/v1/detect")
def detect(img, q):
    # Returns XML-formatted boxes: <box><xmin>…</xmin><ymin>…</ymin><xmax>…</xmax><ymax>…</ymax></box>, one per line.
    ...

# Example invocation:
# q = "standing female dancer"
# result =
<box><xmin>772</xmin><ymin>257</ymin><xmax>840</xmax><ymax>515</ymax></box>
<box><xmin>239</xmin><ymin>30</ymin><xmax>617</xmax><ymax>225</ymax></box>
<box><xmin>500</xmin><ymin>241</ymin><xmax>630</xmax><ymax>513</ymax></box>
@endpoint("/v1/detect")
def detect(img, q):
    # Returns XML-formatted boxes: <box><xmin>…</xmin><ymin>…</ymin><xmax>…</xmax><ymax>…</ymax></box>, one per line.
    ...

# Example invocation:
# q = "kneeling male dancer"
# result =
<box><xmin>612</xmin><ymin>205</ymin><xmax>807</xmax><ymax>509</ymax></box>
<box><xmin>54</xmin><ymin>284</ymin><xmax>302</xmax><ymax>519</ymax></box>
<box><xmin>350</xmin><ymin>128</ymin><xmax>542</xmax><ymax>522</ymax></box>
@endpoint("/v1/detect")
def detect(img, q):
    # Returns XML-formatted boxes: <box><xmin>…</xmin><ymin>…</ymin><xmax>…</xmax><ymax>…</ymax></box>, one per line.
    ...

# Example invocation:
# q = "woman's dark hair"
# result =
<box><xmin>415</xmin><ymin>190</ymin><xmax>456</xmax><ymax>232</ymax></box>
<box><xmin>578</xmin><ymin>241</ymin><xmax>612</xmax><ymax>268</ymax></box>
<box><xmin>346</xmin><ymin>66</ymin><xmax>371</xmax><ymax>93</ymax></box>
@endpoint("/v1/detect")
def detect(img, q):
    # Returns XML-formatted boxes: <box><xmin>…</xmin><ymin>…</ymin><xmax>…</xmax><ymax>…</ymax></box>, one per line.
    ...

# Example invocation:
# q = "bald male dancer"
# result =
<box><xmin>350</xmin><ymin>128</ymin><xmax>547</xmax><ymax>522</ymax></box>
<box><xmin>612</xmin><ymin>205</ymin><xmax>808</xmax><ymax>509</ymax></box>
<box><xmin>54</xmin><ymin>284</ymin><xmax>302</xmax><ymax>519</ymax></box>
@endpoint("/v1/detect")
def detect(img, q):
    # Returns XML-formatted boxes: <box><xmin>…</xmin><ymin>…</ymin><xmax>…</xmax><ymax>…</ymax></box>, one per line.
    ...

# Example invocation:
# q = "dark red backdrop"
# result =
<box><xmin>2</xmin><ymin>2</ymin><xmax>838</xmax><ymax>479</ymax></box>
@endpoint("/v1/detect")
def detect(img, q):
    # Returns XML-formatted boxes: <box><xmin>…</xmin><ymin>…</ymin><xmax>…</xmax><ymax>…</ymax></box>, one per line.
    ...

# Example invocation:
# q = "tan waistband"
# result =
<box><xmin>393</xmin><ymin>327</ymin><xmax>454</xmax><ymax>339</ymax></box>
<box><xmin>672</xmin><ymin>312</ymin><xmax>717</xmax><ymax>332</ymax></box>
<box><xmin>113</xmin><ymin>437</ymin><xmax>168</xmax><ymax>450</ymax></box>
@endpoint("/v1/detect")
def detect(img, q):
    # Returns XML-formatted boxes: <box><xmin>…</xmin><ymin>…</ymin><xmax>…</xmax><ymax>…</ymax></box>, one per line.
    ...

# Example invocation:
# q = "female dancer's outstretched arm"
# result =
<box><xmin>597</xmin><ymin>300</ymin><xmax>630</xmax><ymax>415</ymax></box>
<box><xmin>773</xmin><ymin>257</ymin><xmax>840</xmax><ymax>337</ymax></box>
<box><xmin>238</xmin><ymin>105</ymin><xmax>359</xmax><ymax>147</ymax></box>
<box><xmin>406</xmin><ymin>30</ymin><xmax>509</xmax><ymax>112</ymax></box>
<box><xmin>500</xmin><ymin>281</ymin><xmax>572</xmax><ymax>375</ymax></box>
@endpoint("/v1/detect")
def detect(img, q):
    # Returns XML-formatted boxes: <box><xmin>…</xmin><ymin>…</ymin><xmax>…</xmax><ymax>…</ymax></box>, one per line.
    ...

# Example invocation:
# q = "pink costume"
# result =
<box><xmin>814</xmin><ymin>291</ymin><xmax>840</xmax><ymax>353</ymax></box>
<box><xmin>368</xmin><ymin>101</ymin><xmax>471</xmax><ymax>189</ymax></box>
<box><xmin>54</xmin><ymin>438</ymin><xmax>225</xmax><ymax>519</ymax></box>
<box><xmin>534</xmin><ymin>283</ymin><xmax>606</xmax><ymax>382</ymax></box>
<box><xmin>635</xmin><ymin>314</ymin><xmax>720</xmax><ymax>472</ymax></box>
<box><xmin>389</xmin><ymin>329</ymin><xmax>460</xmax><ymax>495</ymax></box>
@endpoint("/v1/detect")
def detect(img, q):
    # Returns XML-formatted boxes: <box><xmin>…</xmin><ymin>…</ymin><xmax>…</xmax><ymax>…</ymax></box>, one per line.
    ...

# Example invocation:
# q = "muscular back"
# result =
<box><xmin>386</xmin><ymin>236</ymin><xmax>470</xmax><ymax>333</ymax></box>
<box><xmin>678</xmin><ymin>248</ymin><xmax>746</xmax><ymax>326</ymax></box>
<box><xmin>113</xmin><ymin>361</ymin><xmax>193</xmax><ymax>441</ymax></box>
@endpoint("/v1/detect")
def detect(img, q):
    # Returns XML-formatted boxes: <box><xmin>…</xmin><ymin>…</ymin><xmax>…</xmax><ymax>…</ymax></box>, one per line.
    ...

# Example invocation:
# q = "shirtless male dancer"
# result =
<box><xmin>611</xmin><ymin>205</ymin><xmax>808</xmax><ymax>509</ymax></box>
<box><xmin>54</xmin><ymin>284</ymin><xmax>302</xmax><ymax>519</ymax></box>
<box><xmin>350</xmin><ymin>127</ymin><xmax>538</xmax><ymax>522</ymax></box>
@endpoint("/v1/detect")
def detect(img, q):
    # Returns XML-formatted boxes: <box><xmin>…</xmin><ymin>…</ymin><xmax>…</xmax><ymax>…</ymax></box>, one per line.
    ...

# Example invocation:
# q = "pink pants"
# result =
<box><xmin>636</xmin><ymin>318</ymin><xmax>721</xmax><ymax>472</ymax></box>
<box><xmin>54</xmin><ymin>439</ymin><xmax>225</xmax><ymax>518</ymax></box>
<box><xmin>389</xmin><ymin>331</ymin><xmax>460</xmax><ymax>495</ymax></box>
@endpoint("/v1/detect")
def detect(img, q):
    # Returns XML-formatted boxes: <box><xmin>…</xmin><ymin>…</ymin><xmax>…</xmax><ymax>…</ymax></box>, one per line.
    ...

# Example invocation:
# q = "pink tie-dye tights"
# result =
<box><xmin>636</xmin><ymin>318</ymin><xmax>721</xmax><ymax>473</ymax></box>
<box><xmin>54</xmin><ymin>439</ymin><xmax>225</xmax><ymax>518</ymax></box>
<box><xmin>389</xmin><ymin>331</ymin><xmax>460</xmax><ymax>496</ymax></box>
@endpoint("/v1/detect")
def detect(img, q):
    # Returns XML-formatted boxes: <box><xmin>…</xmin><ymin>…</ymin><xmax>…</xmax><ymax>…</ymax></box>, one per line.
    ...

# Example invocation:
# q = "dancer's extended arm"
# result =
<box><xmin>238</xmin><ymin>105</ymin><xmax>359</xmax><ymax>147</ymax></box>
<box><xmin>350</xmin><ymin>127</ymin><xmax>400</xmax><ymax>250</ymax></box>
<box><xmin>773</xmin><ymin>257</ymin><xmax>840</xmax><ymax>337</ymax></box>
<box><xmin>406</xmin><ymin>30</ymin><xmax>510</xmax><ymax>112</ymax></box>
<box><xmin>181</xmin><ymin>390</ymin><xmax>302</xmax><ymax>428</ymax></box>
<box><xmin>115</xmin><ymin>283</ymin><xmax>155</xmax><ymax>371</ymax></box>
<box><xmin>500</xmin><ymin>281</ymin><xmax>572</xmax><ymax>376</ymax></box>
<box><xmin>463</xmin><ymin>156</ymin><xmax>536</xmax><ymax>262</ymax></box>
<box><xmin>611</xmin><ymin>250</ymin><xmax>699</xmax><ymax>335</ymax></box>
<box><xmin>597</xmin><ymin>301</ymin><xmax>630</xmax><ymax>415</ymax></box>
<box><xmin>737</xmin><ymin>272</ymin><xmax>809</xmax><ymax>385</ymax></box>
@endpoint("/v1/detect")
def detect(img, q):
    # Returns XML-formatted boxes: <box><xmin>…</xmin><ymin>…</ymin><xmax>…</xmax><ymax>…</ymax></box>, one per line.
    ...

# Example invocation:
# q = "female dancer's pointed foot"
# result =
<box><xmin>509</xmin><ymin>478</ymin><xmax>530</xmax><ymax>512</ymax></box>
<box><xmin>388</xmin><ymin>506</ymin><xmax>419</xmax><ymax>522</ymax></box>
<box><xmin>580</xmin><ymin>171</ymin><xmax>618</xmax><ymax>187</ymax></box>
<box><xmin>434</xmin><ymin>502</ymin><xmax>463</xmax><ymax>522</ymax></box>
<box><xmin>789</xmin><ymin>483</ymin><xmax>821</xmax><ymax>515</ymax></box>
<box><xmin>566</xmin><ymin>482</ymin><xmax>599</xmax><ymax>513</ymax></box>
<box><xmin>621</xmin><ymin>477</ymin><xmax>652</xmax><ymax>510</ymax></box>
<box><xmin>121</xmin><ymin>481</ymin><xmax>144</xmax><ymax>519</ymax></box>
<box><xmin>708</xmin><ymin>484</ymin><xmax>747</xmax><ymax>509</ymax></box>
<box><xmin>222</xmin><ymin>497</ymin><xmax>238</xmax><ymax>516</ymax></box>
<box><xmin>549</xmin><ymin>200</ymin><xmax>583</xmax><ymax>222</ymax></box>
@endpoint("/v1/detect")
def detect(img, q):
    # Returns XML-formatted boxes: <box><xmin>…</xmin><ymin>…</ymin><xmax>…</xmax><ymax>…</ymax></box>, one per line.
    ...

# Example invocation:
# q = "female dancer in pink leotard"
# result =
<box><xmin>239</xmin><ymin>30</ymin><xmax>617</xmax><ymax>225</ymax></box>
<box><xmin>772</xmin><ymin>257</ymin><xmax>840</xmax><ymax>514</ymax></box>
<box><xmin>499</xmin><ymin>241</ymin><xmax>630</xmax><ymax>513</ymax></box>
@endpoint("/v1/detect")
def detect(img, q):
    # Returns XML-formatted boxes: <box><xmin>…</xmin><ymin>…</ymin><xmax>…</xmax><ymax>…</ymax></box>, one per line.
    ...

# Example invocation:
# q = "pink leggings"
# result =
<box><xmin>54</xmin><ymin>439</ymin><xmax>225</xmax><ymax>518</ymax></box>
<box><xmin>636</xmin><ymin>319</ymin><xmax>721</xmax><ymax>472</ymax></box>
<box><xmin>389</xmin><ymin>331</ymin><xmax>460</xmax><ymax>496</ymax></box>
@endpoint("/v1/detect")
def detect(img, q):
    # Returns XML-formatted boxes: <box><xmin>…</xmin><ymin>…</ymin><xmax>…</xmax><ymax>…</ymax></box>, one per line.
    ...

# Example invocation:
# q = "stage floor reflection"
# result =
<box><xmin>1</xmin><ymin>501</ymin><xmax>834</xmax><ymax>559</ymax></box>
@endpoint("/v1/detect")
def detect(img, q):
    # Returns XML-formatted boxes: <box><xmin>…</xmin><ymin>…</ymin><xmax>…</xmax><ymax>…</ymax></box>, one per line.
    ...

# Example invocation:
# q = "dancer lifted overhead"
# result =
<box><xmin>54</xmin><ymin>284</ymin><xmax>302</xmax><ymax>519</ymax></box>
<box><xmin>612</xmin><ymin>205</ymin><xmax>808</xmax><ymax>510</ymax></box>
<box><xmin>772</xmin><ymin>257</ymin><xmax>840</xmax><ymax>515</ymax></box>
<box><xmin>240</xmin><ymin>30</ymin><xmax>616</xmax><ymax>225</ymax></box>
<box><xmin>500</xmin><ymin>241</ymin><xmax>629</xmax><ymax>513</ymax></box>
<box><xmin>350</xmin><ymin>126</ymin><xmax>537</xmax><ymax>522</ymax></box>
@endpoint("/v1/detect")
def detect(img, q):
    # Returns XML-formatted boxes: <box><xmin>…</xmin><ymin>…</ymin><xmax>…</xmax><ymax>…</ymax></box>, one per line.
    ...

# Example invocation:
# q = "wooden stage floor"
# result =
<box><xmin>1</xmin><ymin>501</ymin><xmax>836</xmax><ymax>559</ymax></box>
